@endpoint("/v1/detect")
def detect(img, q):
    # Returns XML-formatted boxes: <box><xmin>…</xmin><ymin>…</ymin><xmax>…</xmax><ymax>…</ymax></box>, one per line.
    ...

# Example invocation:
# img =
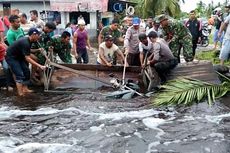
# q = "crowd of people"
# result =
<box><xmin>0</xmin><ymin>9</ymin><xmax>73</xmax><ymax>96</ymax></box>
<box><xmin>1</xmin><ymin>5</ymin><xmax>230</xmax><ymax>96</ymax></box>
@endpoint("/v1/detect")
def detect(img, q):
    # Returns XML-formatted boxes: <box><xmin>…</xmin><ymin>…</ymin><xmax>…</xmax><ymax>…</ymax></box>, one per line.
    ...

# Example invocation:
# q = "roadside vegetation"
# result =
<box><xmin>196</xmin><ymin>50</ymin><xmax>230</xmax><ymax>66</ymax></box>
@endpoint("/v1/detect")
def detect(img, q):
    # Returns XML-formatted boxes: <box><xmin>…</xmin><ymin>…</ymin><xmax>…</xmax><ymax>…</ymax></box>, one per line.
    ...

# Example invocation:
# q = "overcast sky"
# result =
<box><xmin>180</xmin><ymin>0</ymin><xmax>225</xmax><ymax>12</ymax></box>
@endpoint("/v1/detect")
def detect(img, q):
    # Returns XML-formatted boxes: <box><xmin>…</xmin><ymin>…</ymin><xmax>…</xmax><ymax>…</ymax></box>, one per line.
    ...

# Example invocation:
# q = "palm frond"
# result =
<box><xmin>152</xmin><ymin>78</ymin><xmax>230</xmax><ymax>106</ymax></box>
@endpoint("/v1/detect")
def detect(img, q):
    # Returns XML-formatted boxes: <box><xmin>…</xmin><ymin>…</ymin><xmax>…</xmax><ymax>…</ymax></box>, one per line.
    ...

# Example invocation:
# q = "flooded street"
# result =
<box><xmin>0</xmin><ymin>87</ymin><xmax>230</xmax><ymax>153</ymax></box>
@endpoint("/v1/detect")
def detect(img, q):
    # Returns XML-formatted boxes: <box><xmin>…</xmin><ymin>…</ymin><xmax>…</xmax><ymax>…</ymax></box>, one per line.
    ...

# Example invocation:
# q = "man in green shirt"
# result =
<box><xmin>98</xmin><ymin>19</ymin><xmax>123</xmax><ymax>45</ymax></box>
<box><xmin>51</xmin><ymin>31</ymin><xmax>72</xmax><ymax>63</ymax></box>
<box><xmin>6</xmin><ymin>15</ymin><xmax>24</xmax><ymax>45</ymax></box>
<box><xmin>31</xmin><ymin>22</ymin><xmax>56</xmax><ymax>65</ymax></box>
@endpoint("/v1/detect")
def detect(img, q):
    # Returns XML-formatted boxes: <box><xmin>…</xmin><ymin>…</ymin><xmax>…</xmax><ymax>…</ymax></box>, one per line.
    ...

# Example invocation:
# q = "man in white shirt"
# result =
<box><xmin>97</xmin><ymin>35</ymin><xmax>126</xmax><ymax>67</ymax></box>
<box><xmin>30</xmin><ymin>10</ymin><xmax>45</xmax><ymax>32</ymax></box>
<box><xmin>138</xmin><ymin>33</ymin><xmax>153</xmax><ymax>67</ymax></box>
<box><xmin>19</xmin><ymin>13</ymin><xmax>35</xmax><ymax>35</ymax></box>
<box><xmin>218</xmin><ymin>14</ymin><xmax>230</xmax><ymax>65</ymax></box>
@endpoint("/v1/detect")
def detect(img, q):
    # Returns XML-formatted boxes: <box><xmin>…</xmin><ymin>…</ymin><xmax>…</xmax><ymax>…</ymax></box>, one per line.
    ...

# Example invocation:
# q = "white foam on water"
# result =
<box><xmin>12</xmin><ymin>143</ymin><xmax>73</xmax><ymax>153</ymax></box>
<box><xmin>205</xmin><ymin>113</ymin><xmax>230</xmax><ymax>124</ymax></box>
<box><xmin>98</xmin><ymin>109</ymin><xmax>174</xmax><ymax>121</ymax></box>
<box><xmin>177</xmin><ymin>115</ymin><xmax>195</xmax><ymax>122</ymax></box>
<box><xmin>146</xmin><ymin>141</ymin><xmax>160</xmax><ymax>153</ymax></box>
<box><xmin>163</xmin><ymin>141</ymin><xmax>171</xmax><ymax>146</ymax></box>
<box><xmin>0</xmin><ymin>137</ymin><xmax>24</xmax><ymax>153</ymax></box>
<box><xmin>204</xmin><ymin>147</ymin><xmax>211</xmax><ymax>152</ymax></box>
<box><xmin>0</xmin><ymin>106</ymin><xmax>175</xmax><ymax>124</ymax></box>
<box><xmin>163</xmin><ymin>139</ymin><xmax>181</xmax><ymax>146</ymax></box>
<box><xmin>124</xmin><ymin>135</ymin><xmax>131</xmax><ymax>139</ymax></box>
<box><xmin>209</xmin><ymin>133</ymin><xmax>225</xmax><ymax>139</ymax></box>
<box><xmin>191</xmin><ymin>137</ymin><xmax>198</xmax><ymax>141</ymax></box>
<box><xmin>134</xmin><ymin>132</ymin><xmax>142</xmax><ymax>139</ymax></box>
<box><xmin>0</xmin><ymin>106</ymin><xmax>78</xmax><ymax>121</ymax></box>
<box><xmin>142</xmin><ymin>117</ymin><xmax>166</xmax><ymax>139</ymax></box>
<box><xmin>201</xmin><ymin>136</ymin><xmax>207</xmax><ymax>140</ymax></box>
<box><xmin>0</xmin><ymin>141</ymin><xmax>73</xmax><ymax>153</ymax></box>
<box><xmin>89</xmin><ymin>124</ymin><xmax>105</xmax><ymax>132</ymax></box>
<box><xmin>90</xmin><ymin>126</ymin><xmax>102</xmax><ymax>132</ymax></box>
<box><xmin>214</xmin><ymin>140</ymin><xmax>221</xmax><ymax>143</ymax></box>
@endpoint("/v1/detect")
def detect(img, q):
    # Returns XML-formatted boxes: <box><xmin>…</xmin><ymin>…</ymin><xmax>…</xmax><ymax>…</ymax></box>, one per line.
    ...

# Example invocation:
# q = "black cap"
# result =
<box><xmin>138</xmin><ymin>33</ymin><xmax>147</xmax><ymax>41</ymax></box>
<box><xmin>111</xmin><ymin>19</ymin><xmax>119</xmax><ymax>24</ymax></box>
<box><xmin>105</xmin><ymin>35</ymin><xmax>113</xmax><ymax>41</ymax></box>
<box><xmin>28</xmin><ymin>28</ymin><xmax>40</xmax><ymax>36</ymax></box>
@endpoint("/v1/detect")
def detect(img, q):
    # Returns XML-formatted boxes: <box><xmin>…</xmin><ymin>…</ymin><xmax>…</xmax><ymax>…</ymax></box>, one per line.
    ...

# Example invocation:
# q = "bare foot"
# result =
<box><xmin>23</xmin><ymin>86</ymin><xmax>34</xmax><ymax>93</ymax></box>
<box><xmin>18</xmin><ymin>91</ymin><xmax>24</xmax><ymax>96</ymax></box>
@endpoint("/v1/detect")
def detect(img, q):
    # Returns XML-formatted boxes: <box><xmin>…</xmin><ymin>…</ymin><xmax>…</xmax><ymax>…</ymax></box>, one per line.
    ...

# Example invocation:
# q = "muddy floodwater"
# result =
<box><xmin>0</xmin><ymin>86</ymin><xmax>230</xmax><ymax>153</ymax></box>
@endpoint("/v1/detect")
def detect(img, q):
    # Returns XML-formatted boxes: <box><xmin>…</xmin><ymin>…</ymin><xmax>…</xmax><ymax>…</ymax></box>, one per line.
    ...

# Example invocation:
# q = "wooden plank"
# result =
<box><xmin>168</xmin><ymin>61</ymin><xmax>220</xmax><ymax>84</ymax></box>
<box><xmin>60</xmin><ymin>64</ymin><xmax>142</xmax><ymax>73</ymax></box>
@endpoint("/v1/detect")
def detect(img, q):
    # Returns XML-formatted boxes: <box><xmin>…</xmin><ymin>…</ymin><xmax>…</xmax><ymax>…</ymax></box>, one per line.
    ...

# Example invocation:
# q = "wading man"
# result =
<box><xmin>6</xmin><ymin>28</ymin><xmax>46</xmax><ymax>96</ymax></box>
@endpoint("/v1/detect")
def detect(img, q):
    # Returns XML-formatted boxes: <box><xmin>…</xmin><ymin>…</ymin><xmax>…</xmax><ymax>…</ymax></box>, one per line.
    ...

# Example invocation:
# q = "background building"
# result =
<box><xmin>0</xmin><ymin>0</ymin><xmax>135</xmax><ymax>38</ymax></box>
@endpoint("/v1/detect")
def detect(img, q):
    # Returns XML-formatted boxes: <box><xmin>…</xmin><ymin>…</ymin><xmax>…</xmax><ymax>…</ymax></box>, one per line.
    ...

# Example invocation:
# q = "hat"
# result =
<box><xmin>157</xmin><ymin>14</ymin><xmax>168</xmax><ymax>23</ymax></box>
<box><xmin>104</xmin><ymin>35</ymin><xmax>114</xmax><ymax>41</ymax></box>
<box><xmin>132</xmin><ymin>17</ymin><xmax>140</xmax><ymax>25</ymax></box>
<box><xmin>78</xmin><ymin>19</ymin><xmax>85</xmax><ymax>25</ymax></box>
<box><xmin>28</xmin><ymin>28</ymin><xmax>40</xmax><ymax>36</ymax></box>
<box><xmin>154</xmin><ymin>17</ymin><xmax>160</xmax><ymax>24</ymax></box>
<box><xmin>111</xmin><ymin>19</ymin><xmax>120</xmax><ymax>24</ymax></box>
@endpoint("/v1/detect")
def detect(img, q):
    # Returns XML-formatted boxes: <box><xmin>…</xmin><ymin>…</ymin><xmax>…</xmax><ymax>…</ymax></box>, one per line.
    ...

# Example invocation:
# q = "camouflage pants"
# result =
<box><xmin>35</xmin><ymin>52</ymin><xmax>46</xmax><ymax>65</ymax></box>
<box><xmin>169</xmin><ymin>36</ymin><xmax>193</xmax><ymax>63</ymax></box>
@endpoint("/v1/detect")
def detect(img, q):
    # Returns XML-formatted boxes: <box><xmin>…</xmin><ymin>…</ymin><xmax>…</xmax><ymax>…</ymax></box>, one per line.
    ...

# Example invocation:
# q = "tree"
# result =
<box><xmin>131</xmin><ymin>0</ymin><xmax>183</xmax><ymax>18</ymax></box>
<box><xmin>195</xmin><ymin>1</ymin><xmax>206</xmax><ymax>17</ymax></box>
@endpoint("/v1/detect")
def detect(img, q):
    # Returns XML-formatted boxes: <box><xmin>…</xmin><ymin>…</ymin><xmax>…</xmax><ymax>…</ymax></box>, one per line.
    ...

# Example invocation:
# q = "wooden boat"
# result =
<box><xmin>0</xmin><ymin>61</ymin><xmax>221</xmax><ymax>91</ymax></box>
<box><xmin>50</xmin><ymin>61</ymin><xmax>221</xmax><ymax>90</ymax></box>
<box><xmin>50</xmin><ymin>63</ymin><xmax>143</xmax><ymax>89</ymax></box>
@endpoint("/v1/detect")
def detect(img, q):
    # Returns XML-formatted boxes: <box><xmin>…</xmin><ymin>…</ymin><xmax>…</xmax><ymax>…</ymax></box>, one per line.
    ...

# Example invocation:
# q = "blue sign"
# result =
<box><xmin>113</xmin><ymin>3</ymin><xmax>123</xmax><ymax>12</ymax></box>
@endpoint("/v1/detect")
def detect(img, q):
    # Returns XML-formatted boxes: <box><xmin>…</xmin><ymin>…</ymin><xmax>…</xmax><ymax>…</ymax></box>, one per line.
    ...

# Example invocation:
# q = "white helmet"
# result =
<box><xmin>78</xmin><ymin>19</ymin><xmax>85</xmax><ymax>25</ymax></box>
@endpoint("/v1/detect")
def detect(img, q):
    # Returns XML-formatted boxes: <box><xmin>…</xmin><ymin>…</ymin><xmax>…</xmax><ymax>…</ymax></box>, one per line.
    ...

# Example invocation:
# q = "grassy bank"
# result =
<box><xmin>196</xmin><ymin>49</ymin><xmax>230</xmax><ymax>66</ymax></box>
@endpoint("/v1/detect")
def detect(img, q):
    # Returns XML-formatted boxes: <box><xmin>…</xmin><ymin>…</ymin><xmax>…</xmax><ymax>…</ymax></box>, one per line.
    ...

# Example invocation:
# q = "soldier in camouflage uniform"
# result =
<box><xmin>157</xmin><ymin>15</ymin><xmax>193</xmax><ymax>63</ymax></box>
<box><xmin>31</xmin><ymin>22</ymin><xmax>56</xmax><ymax>65</ymax></box>
<box><xmin>51</xmin><ymin>31</ymin><xmax>72</xmax><ymax>63</ymax></box>
<box><xmin>30</xmin><ymin>22</ymin><xmax>56</xmax><ymax>84</ymax></box>
<box><xmin>98</xmin><ymin>19</ymin><xmax>123</xmax><ymax>45</ymax></box>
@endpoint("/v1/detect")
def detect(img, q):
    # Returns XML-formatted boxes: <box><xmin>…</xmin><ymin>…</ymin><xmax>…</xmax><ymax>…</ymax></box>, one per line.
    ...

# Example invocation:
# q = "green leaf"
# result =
<box><xmin>152</xmin><ymin>77</ymin><xmax>230</xmax><ymax>107</ymax></box>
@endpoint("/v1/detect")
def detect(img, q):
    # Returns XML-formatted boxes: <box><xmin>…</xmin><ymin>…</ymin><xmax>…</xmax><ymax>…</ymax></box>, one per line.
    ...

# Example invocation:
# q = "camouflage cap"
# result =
<box><xmin>156</xmin><ymin>14</ymin><xmax>168</xmax><ymax>23</ymax></box>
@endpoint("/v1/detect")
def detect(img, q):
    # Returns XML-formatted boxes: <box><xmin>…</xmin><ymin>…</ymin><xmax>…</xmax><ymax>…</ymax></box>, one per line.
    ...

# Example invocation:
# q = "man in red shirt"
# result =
<box><xmin>0</xmin><ymin>18</ymin><xmax>5</xmax><ymax>44</ymax></box>
<box><xmin>0</xmin><ymin>42</ymin><xmax>13</xmax><ymax>91</ymax></box>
